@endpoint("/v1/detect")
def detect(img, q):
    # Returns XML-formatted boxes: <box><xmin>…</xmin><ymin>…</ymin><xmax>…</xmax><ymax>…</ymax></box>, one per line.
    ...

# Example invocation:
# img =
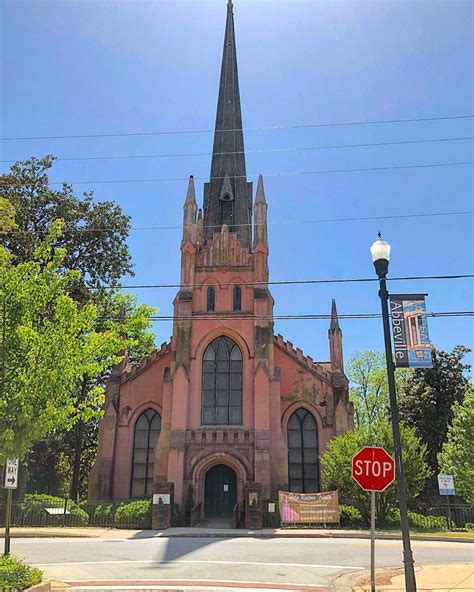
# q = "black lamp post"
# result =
<box><xmin>370</xmin><ymin>233</ymin><xmax>417</xmax><ymax>592</ymax></box>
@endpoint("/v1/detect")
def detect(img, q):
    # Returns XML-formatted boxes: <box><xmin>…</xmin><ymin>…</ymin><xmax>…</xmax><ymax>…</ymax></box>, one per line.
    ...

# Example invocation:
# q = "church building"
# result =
<box><xmin>89</xmin><ymin>0</ymin><xmax>354</xmax><ymax>521</ymax></box>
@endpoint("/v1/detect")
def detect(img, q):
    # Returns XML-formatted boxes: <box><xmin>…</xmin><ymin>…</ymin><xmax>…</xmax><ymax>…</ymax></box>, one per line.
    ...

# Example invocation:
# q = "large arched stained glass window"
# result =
<box><xmin>202</xmin><ymin>336</ymin><xmax>242</xmax><ymax>425</ymax></box>
<box><xmin>131</xmin><ymin>409</ymin><xmax>161</xmax><ymax>498</ymax></box>
<box><xmin>287</xmin><ymin>408</ymin><xmax>319</xmax><ymax>493</ymax></box>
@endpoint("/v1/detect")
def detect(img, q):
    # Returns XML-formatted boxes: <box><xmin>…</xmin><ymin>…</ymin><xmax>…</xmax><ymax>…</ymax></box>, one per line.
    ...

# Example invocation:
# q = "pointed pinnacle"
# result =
<box><xmin>255</xmin><ymin>174</ymin><xmax>266</xmax><ymax>204</ymax></box>
<box><xmin>185</xmin><ymin>175</ymin><xmax>196</xmax><ymax>204</ymax></box>
<box><xmin>330</xmin><ymin>299</ymin><xmax>340</xmax><ymax>331</ymax></box>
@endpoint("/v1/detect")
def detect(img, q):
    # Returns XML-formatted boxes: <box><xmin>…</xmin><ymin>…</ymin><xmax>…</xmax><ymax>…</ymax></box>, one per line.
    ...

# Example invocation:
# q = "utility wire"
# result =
<box><xmin>47</xmin><ymin>161</ymin><xmax>474</xmax><ymax>186</ymax></box>
<box><xmin>1</xmin><ymin>210</ymin><xmax>472</xmax><ymax>235</ymax></box>
<box><xmin>106</xmin><ymin>274</ymin><xmax>474</xmax><ymax>291</ymax></box>
<box><xmin>2</xmin><ymin>114</ymin><xmax>473</xmax><ymax>141</ymax></box>
<box><xmin>105</xmin><ymin>311</ymin><xmax>474</xmax><ymax>322</ymax></box>
<box><xmin>2</xmin><ymin>135</ymin><xmax>472</xmax><ymax>163</ymax></box>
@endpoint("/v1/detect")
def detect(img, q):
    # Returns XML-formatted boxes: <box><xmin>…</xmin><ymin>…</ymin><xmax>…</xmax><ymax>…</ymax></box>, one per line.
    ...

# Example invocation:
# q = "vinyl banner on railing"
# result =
<box><xmin>278</xmin><ymin>490</ymin><xmax>339</xmax><ymax>524</ymax></box>
<box><xmin>389</xmin><ymin>294</ymin><xmax>433</xmax><ymax>368</ymax></box>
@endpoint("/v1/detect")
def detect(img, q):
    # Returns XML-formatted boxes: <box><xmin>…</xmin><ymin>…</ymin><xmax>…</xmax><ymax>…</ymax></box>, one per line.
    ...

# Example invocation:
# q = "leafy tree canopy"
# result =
<box><xmin>398</xmin><ymin>345</ymin><xmax>471</xmax><ymax>495</ymax></box>
<box><xmin>321</xmin><ymin>419</ymin><xmax>430</xmax><ymax>524</ymax></box>
<box><xmin>0</xmin><ymin>194</ymin><xmax>17</xmax><ymax>233</ymax></box>
<box><xmin>0</xmin><ymin>221</ymin><xmax>146</xmax><ymax>463</ymax></box>
<box><xmin>347</xmin><ymin>350</ymin><xmax>411</xmax><ymax>427</ymax></box>
<box><xmin>438</xmin><ymin>385</ymin><xmax>474</xmax><ymax>504</ymax></box>
<box><xmin>0</xmin><ymin>156</ymin><xmax>132</xmax><ymax>290</ymax></box>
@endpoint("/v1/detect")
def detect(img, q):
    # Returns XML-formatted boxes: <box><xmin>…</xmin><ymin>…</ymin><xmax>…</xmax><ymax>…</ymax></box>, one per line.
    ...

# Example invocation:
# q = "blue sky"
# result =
<box><xmin>1</xmin><ymin>0</ymin><xmax>473</xmax><ymax>369</ymax></box>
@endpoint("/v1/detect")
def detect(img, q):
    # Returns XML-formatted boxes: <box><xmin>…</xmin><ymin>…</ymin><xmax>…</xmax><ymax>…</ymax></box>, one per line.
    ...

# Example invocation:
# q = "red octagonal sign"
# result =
<box><xmin>352</xmin><ymin>446</ymin><xmax>396</xmax><ymax>492</ymax></box>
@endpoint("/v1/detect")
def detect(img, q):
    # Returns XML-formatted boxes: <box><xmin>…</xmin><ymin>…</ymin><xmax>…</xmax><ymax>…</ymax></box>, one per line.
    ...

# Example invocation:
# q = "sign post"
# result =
<box><xmin>3</xmin><ymin>459</ymin><xmax>19</xmax><ymax>556</ymax></box>
<box><xmin>438</xmin><ymin>474</ymin><xmax>455</xmax><ymax>530</ymax></box>
<box><xmin>352</xmin><ymin>447</ymin><xmax>396</xmax><ymax>592</ymax></box>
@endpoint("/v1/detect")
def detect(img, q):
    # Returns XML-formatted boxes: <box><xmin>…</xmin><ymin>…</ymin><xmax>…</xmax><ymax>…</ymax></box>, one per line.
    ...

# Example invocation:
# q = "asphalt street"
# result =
<box><xmin>5</xmin><ymin>536</ymin><xmax>473</xmax><ymax>588</ymax></box>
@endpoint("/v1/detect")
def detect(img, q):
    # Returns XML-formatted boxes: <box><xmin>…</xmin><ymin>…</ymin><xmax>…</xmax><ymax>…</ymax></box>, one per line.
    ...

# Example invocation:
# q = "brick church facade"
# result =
<box><xmin>88</xmin><ymin>0</ymin><xmax>354</xmax><ymax>519</ymax></box>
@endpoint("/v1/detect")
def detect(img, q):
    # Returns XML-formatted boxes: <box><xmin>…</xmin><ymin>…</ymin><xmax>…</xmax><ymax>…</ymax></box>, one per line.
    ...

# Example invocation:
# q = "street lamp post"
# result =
<box><xmin>370</xmin><ymin>233</ymin><xmax>417</xmax><ymax>592</ymax></box>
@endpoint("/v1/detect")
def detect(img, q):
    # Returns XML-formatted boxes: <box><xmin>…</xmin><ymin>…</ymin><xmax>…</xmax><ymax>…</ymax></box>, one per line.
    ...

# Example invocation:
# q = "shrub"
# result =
<box><xmin>0</xmin><ymin>554</ymin><xmax>42</xmax><ymax>591</ymax></box>
<box><xmin>465</xmin><ymin>523</ymin><xmax>474</xmax><ymax>531</ymax></box>
<box><xmin>171</xmin><ymin>503</ymin><xmax>182</xmax><ymax>527</ymax></box>
<box><xmin>339</xmin><ymin>504</ymin><xmax>365</xmax><ymax>528</ymax></box>
<box><xmin>115</xmin><ymin>499</ymin><xmax>151</xmax><ymax>529</ymax></box>
<box><xmin>263</xmin><ymin>500</ymin><xmax>280</xmax><ymax>528</ymax></box>
<box><xmin>17</xmin><ymin>494</ymin><xmax>89</xmax><ymax>526</ymax></box>
<box><xmin>386</xmin><ymin>508</ymin><xmax>448</xmax><ymax>530</ymax></box>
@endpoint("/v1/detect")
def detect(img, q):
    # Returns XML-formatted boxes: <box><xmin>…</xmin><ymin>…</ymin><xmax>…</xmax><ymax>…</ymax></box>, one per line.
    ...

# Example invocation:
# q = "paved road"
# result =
<box><xmin>6</xmin><ymin>536</ymin><xmax>473</xmax><ymax>589</ymax></box>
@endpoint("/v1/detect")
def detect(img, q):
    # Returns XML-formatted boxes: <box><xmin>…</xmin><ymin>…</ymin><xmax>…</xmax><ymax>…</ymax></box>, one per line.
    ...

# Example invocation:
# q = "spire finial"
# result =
<box><xmin>330</xmin><ymin>299</ymin><xmax>340</xmax><ymax>332</ymax></box>
<box><xmin>255</xmin><ymin>174</ymin><xmax>266</xmax><ymax>204</ymax></box>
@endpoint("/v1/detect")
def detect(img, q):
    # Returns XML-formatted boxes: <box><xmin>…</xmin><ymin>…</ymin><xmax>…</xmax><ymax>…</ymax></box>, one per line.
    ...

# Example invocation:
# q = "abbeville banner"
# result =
<box><xmin>389</xmin><ymin>294</ymin><xmax>433</xmax><ymax>368</ymax></box>
<box><xmin>278</xmin><ymin>490</ymin><xmax>340</xmax><ymax>524</ymax></box>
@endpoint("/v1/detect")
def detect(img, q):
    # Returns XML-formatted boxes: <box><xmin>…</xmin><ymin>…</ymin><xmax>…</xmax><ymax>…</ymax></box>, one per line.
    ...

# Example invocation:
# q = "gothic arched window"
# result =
<box><xmin>207</xmin><ymin>285</ymin><xmax>215</xmax><ymax>312</ymax></box>
<box><xmin>202</xmin><ymin>336</ymin><xmax>242</xmax><ymax>425</ymax></box>
<box><xmin>287</xmin><ymin>408</ymin><xmax>319</xmax><ymax>493</ymax></box>
<box><xmin>131</xmin><ymin>409</ymin><xmax>161</xmax><ymax>498</ymax></box>
<box><xmin>220</xmin><ymin>197</ymin><xmax>233</xmax><ymax>228</ymax></box>
<box><xmin>233</xmin><ymin>285</ymin><xmax>241</xmax><ymax>311</ymax></box>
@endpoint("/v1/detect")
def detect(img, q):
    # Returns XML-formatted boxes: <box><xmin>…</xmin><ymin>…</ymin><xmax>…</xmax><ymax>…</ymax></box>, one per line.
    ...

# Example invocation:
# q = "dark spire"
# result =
<box><xmin>330</xmin><ymin>299</ymin><xmax>340</xmax><ymax>332</ymax></box>
<box><xmin>203</xmin><ymin>0</ymin><xmax>252</xmax><ymax>248</ymax></box>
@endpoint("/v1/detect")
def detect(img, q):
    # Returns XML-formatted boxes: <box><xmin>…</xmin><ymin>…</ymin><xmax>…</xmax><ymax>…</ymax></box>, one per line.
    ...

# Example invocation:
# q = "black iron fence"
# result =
<box><xmin>0</xmin><ymin>499</ymin><xmax>152</xmax><ymax>530</ymax></box>
<box><xmin>427</xmin><ymin>504</ymin><xmax>474</xmax><ymax>528</ymax></box>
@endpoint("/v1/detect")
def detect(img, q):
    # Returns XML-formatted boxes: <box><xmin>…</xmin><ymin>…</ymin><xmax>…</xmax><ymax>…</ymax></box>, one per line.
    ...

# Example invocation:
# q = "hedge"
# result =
<box><xmin>339</xmin><ymin>504</ymin><xmax>365</xmax><ymax>527</ymax></box>
<box><xmin>387</xmin><ymin>508</ymin><xmax>448</xmax><ymax>530</ymax></box>
<box><xmin>115</xmin><ymin>499</ymin><xmax>151</xmax><ymax>529</ymax></box>
<box><xmin>0</xmin><ymin>555</ymin><xmax>42</xmax><ymax>591</ymax></box>
<box><xmin>17</xmin><ymin>494</ymin><xmax>89</xmax><ymax>526</ymax></box>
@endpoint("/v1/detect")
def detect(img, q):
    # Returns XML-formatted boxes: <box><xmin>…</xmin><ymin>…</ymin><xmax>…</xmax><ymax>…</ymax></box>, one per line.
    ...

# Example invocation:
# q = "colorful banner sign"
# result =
<box><xmin>438</xmin><ymin>474</ymin><xmax>455</xmax><ymax>496</ymax></box>
<box><xmin>278</xmin><ymin>490</ymin><xmax>339</xmax><ymax>524</ymax></box>
<box><xmin>389</xmin><ymin>294</ymin><xmax>433</xmax><ymax>368</ymax></box>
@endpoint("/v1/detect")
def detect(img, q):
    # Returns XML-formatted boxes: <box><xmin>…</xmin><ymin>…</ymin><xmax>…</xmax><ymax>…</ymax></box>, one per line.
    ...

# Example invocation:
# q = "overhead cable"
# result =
<box><xmin>106</xmin><ymin>274</ymin><xmax>474</xmax><ymax>291</ymax></box>
<box><xmin>2</xmin><ymin>114</ymin><xmax>473</xmax><ymax>141</ymax></box>
<box><xmin>2</xmin><ymin>135</ymin><xmax>473</xmax><ymax>163</ymax></box>
<box><xmin>1</xmin><ymin>210</ymin><xmax>472</xmax><ymax>235</ymax></box>
<box><xmin>46</xmin><ymin>161</ymin><xmax>474</xmax><ymax>186</ymax></box>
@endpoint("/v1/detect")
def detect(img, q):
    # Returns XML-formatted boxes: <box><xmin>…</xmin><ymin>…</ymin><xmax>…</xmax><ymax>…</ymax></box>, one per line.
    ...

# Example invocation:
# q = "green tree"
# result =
<box><xmin>1</xmin><ymin>156</ymin><xmax>156</xmax><ymax>498</ymax></box>
<box><xmin>321</xmin><ymin>419</ymin><xmax>430</xmax><ymax>524</ymax></box>
<box><xmin>399</xmin><ymin>346</ymin><xmax>471</xmax><ymax>497</ymax></box>
<box><xmin>0</xmin><ymin>196</ymin><xmax>17</xmax><ymax>233</ymax></box>
<box><xmin>0</xmin><ymin>221</ymin><xmax>141</xmax><ymax>464</ymax></box>
<box><xmin>0</xmin><ymin>156</ymin><xmax>132</xmax><ymax>291</ymax></box>
<box><xmin>438</xmin><ymin>386</ymin><xmax>474</xmax><ymax>504</ymax></box>
<box><xmin>347</xmin><ymin>350</ymin><xmax>412</xmax><ymax>426</ymax></box>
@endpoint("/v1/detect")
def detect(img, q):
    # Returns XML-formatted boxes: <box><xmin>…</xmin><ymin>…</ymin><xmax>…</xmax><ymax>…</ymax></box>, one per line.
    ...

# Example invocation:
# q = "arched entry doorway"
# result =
<box><xmin>204</xmin><ymin>464</ymin><xmax>237</xmax><ymax>518</ymax></box>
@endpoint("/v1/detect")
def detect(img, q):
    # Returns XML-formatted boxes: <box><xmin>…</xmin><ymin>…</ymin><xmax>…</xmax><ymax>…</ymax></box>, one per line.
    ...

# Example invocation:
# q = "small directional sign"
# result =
<box><xmin>4</xmin><ymin>458</ymin><xmax>19</xmax><ymax>489</ymax></box>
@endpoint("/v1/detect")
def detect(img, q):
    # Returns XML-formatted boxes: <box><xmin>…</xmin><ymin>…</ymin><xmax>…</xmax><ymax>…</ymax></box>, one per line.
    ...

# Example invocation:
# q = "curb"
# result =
<box><xmin>6</xmin><ymin>528</ymin><xmax>473</xmax><ymax>544</ymax></box>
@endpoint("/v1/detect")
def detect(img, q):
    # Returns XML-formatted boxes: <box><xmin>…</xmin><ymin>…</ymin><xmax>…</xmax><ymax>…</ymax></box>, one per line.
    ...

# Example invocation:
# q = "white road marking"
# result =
<box><xmin>66</xmin><ymin>579</ymin><xmax>330</xmax><ymax>590</ymax></box>
<box><xmin>38</xmin><ymin>558</ymin><xmax>363</xmax><ymax>570</ymax></box>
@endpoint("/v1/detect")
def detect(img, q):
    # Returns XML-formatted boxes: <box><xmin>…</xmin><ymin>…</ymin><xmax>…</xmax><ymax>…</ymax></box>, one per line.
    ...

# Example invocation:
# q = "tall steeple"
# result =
<box><xmin>203</xmin><ymin>0</ymin><xmax>253</xmax><ymax>248</ymax></box>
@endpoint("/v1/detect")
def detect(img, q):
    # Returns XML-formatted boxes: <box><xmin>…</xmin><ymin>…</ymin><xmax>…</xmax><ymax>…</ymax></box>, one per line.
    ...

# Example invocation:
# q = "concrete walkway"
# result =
<box><xmin>1</xmin><ymin>526</ymin><xmax>472</xmax><ymax>543</ymax></box>
<box><xmin>345</xmin><ymin>562</ymin><xmax>474</xmax><ymax>591</ymax></box>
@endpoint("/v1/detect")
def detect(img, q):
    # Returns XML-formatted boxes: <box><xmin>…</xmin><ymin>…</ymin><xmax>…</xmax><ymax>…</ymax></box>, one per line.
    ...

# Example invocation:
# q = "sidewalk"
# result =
<box><xmin>1</xmin><ymin>525</ymin><xmax>473</xmax><ymax>542</ymax></box>
<box><xmin>339</xmin><ymin>563</ymin><xmax>474</xmax><ymax>591</ymax></box>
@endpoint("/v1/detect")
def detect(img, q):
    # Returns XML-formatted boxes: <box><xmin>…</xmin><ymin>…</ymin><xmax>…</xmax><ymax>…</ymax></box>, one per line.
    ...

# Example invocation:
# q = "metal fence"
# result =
<box><xmin>0</xmin><ymin>500</ymin><xmax>152</xmax><ymax>530</ymax></box>
<box><xmin>427</xmin><ymin>504</ymin><xmax>474</xmax><ymax>528</ymax></box>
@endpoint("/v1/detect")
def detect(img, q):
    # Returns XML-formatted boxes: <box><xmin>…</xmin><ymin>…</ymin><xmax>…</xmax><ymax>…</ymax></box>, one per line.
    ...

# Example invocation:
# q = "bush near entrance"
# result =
<box><xmin>114</xmin><ymin>499</ymin><xmax>151</xmax><ymax>529</ymax></box>
<box><xmin>17</xmin><ymin>494</ymin><xmax>88</xmax><ymax>526</ymax></box>
<box><xmin>0</xmin><ymin>555</ymin><xmax>42</xmax><ymax>591</ymax></box>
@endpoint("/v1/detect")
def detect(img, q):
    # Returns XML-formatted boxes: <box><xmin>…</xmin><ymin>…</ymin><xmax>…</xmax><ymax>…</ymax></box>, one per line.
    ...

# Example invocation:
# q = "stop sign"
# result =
<box><xmin>352</xmin><ymin>446</ymin><xmax>395</xmax><ymax>492</ymax></box>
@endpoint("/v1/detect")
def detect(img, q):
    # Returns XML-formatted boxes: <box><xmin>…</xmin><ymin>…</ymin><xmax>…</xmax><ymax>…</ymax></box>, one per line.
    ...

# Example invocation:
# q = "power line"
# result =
<box><xmin>47</xmin><ymin>161</ymin><xmax>474</xmax><ymax>186</ymax></box>
<box><xmin>2</xmin><ymin>114</ymin><xmax>473</xmax><ymax>141</ymax></box>
<box><xmin>106</xmin><ymin>311</ymin><xmax>474</xmax><ymax>322</ymax></box>
<box><xmin>1</xmin><ymin>210</ymin><xmax>472</xmax><ymax>235</ymax></box>
<box><xmin>3</xmin><ymin>135</ymin><xmax>472</xmax><ymax>163</ymax></box>
<box><xmin>107</xmin><ymin>274</ymin><xmax>474</xmax><ymax>291</ymax></box>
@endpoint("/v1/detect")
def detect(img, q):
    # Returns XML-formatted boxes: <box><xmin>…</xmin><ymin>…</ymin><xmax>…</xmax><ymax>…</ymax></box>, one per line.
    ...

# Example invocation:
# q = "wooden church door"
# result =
<box><xmin>204</xmin><ymin>464</ymin><xmax>237</xmax><ymax>518</ymax></box>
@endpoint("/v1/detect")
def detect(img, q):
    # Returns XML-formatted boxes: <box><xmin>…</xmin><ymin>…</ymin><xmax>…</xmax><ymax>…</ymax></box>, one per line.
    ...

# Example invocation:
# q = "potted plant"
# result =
<box><xmin>184</xmin><ymin>484</ymin><xmax>195</xmax><ymax>526</ymax></box>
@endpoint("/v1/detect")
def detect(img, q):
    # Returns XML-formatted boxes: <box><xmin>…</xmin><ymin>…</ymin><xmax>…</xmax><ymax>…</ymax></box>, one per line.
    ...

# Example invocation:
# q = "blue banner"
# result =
<box><xmin>390</xmin><ymin>294</ymin><xmax>433</xmax><ymax>368</ymax></box>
